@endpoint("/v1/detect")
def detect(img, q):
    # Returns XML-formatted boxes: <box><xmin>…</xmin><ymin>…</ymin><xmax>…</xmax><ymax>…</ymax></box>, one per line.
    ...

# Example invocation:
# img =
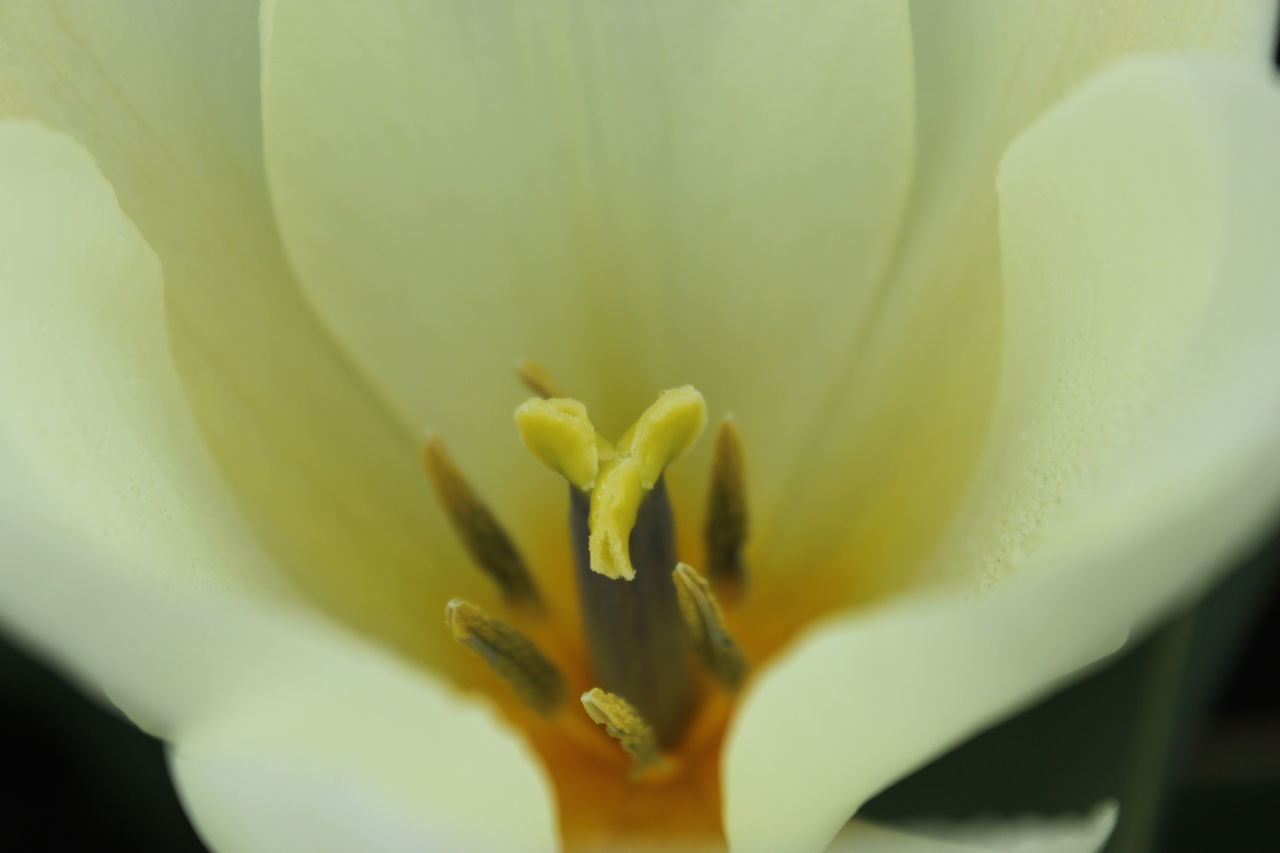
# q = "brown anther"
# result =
<box><xmin>515</xmin><ymin>359</ymin><xmax>567</xmax><ymax>399</ymax></box>
<box><xmin>446</xmin><ymin>599</ymin><xmax>565</xmax><ymax>714</ymax></box>
<box><xmin>424</xmin><ymin>435</ymin><xmax>541</xmax><ymax>607</ymax></box>
<box><xmin>672</xmin><ymin>562</ymin><xmax>748</xmax><ymax>691</ymax></box>
<box><xmin>581</xmin><ymin>687</ymin><xmax>667</xmax><ymax>774</ymax></box>
<box><xmin>704</xmin><ymin>416</ymin><xmax>749</xmax><ymax>601</ymax></box>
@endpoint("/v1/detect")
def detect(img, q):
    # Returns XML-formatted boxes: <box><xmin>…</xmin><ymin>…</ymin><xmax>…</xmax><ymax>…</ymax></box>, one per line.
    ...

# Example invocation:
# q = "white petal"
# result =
<box><xmin>725</xmin><ymin>58</ymin><xmax>1280</xmax><ymax>853</ymax></box>
<box><xmin>260</xmin><ymin>0</ymin><xmax>916</xmax><ymax>583</ymax></box>
<box><xmin>169</xmin><ymin>622</ymin><xmax>559</xmax><ymax>853</ymax></box>
<box><xmin>829</xmin><ymin>803</ymin><xmax>1116</xmax><ymax>853</ymax></box>
<box><xmin>767</xmin><ymin>0</ymin><xmax>1278</xmax><ymax>592</ymax></box>
<box><xmin>826</xmin><ymin>821</ymin><xmax>983</xmax><ymax>852</ymax></box>
<box><xmin>0</xmin><ymin>446</ymin><xmax>557</xmax><ymax>851</ymax></box>
<box><xmin>0</xmin><ymin>5</ymin><xmax>492</xmax><ymax>666</ymax></box>
<box><xmin>0</xmin><ymin>121</ymin><xmax>278</xmax><ymax>603</ymax></box>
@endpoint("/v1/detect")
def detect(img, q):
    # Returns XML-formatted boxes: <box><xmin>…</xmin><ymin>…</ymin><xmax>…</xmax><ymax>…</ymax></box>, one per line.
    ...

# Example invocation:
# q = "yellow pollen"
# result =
<box><xmin>515</xmin><ymin>386</ymin><xmax>707</xmax><ymax>580</ymax></box>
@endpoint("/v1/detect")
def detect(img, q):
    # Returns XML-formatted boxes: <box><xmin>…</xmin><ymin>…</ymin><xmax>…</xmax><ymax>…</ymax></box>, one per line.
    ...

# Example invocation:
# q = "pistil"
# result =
<box><xmin>430</xmin><ymin>376</ymin><xmax>755</xmax><ymax>774</ymax></box>
<box><xmin>517</xmin><ymin>387</ymin><xmax>707</xmax><ymax>745</ymax></box>
<box><xmin>570</xmin><ymin>478</ymin><xmax>693</xmax><ymax>744</ymax></box>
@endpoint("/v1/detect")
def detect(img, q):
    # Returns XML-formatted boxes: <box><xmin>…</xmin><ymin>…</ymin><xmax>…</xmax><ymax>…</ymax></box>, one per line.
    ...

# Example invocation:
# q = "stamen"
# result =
<box><xmin>515</xmin><ymin>359</ymin><xmax>566</xmax><ymax>399</ymax></box>
<box><xmin>704</xmin><ymin>416</ymin><xmax>749</xmax><ymax>601</ymax></box>
<box><xmin>672</xmin><ymin>562</ymin><xmax>748</xmax><ymax>691</ymax></box>
<box><xmin>581</xmin><ymin>687</ymin><xmax>666</xmax><ymax>773</ymax></box>
<box><xmin>514</xmin><ymin>397</ymin><xmax>604</xmax><ymax>492</ymax></box>
<box><xmin>423</xmin><ymin>436</ymin><xmax>541</xmax><ymax>607</ymax></box>
<box><xmin>446</xmin><ymin>599</ymin><xmax>565</xmax><ymax>714</ymax></box>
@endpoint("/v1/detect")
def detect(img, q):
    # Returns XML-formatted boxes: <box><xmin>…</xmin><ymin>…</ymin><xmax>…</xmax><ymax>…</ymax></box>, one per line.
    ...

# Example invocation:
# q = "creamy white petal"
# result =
<box><xmin>0</xmin><ymin>120</ymin><xmax>279</xmax><ymax>603</ymax></box>
<box><xmin>766</xmin><ymin>0</ymin><xmax>1278</xmax><ymax>594</ymax></box>
<box><xmin>0</xmin><ymin>440</ymin><xmax>557</xmax><ymax>852</ymax></box>
<box><xmin>828</xmin><ymin>803</ymin><xmax>1115</xmax><ymax>853</ymax></box>
<box><xmin>0</xmin><ymin>4</ymin><xmax>486</xmax><ymax>666</ymax></box>
<box><xmin>725</xmin><ymin>58</ymin><xmax>1280</xmax><ymax>853</ymax></box>
<box><xmin>891</xmin><ymin>803</ymin><xmax>1117</xmax><ymax>853</ymax></box>
<box><xmin>261</xmin><ymin>0</ymin><xmax>916</xmax><ymax>600</ymax></box>
<box><xmin>827</xmin><ymin>821</ymin><xmax>985</xmax><ymax>852</ymax></box>
<box><xmin>169</xmin><ymin>624</ymin><xmax>559</xmax><ymax>853</ymax></box>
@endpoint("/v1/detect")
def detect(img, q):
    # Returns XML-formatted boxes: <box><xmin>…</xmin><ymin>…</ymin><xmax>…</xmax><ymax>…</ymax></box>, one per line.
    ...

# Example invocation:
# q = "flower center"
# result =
<box><xmin>424</xmin><ymin>367</ymin><xmax>753</xmax><ymax>844</ymax></box>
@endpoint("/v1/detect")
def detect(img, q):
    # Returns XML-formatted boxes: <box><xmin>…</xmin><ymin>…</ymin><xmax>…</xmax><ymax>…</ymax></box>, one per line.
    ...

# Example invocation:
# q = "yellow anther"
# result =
<box><xmin>423</xmin><ymin>435</ymin><xmax>541</xmax><ymax>606</ymax></box>
<box><xmin>705</xmin><ymin>416</ymin><xmax>749</xmax><ymax>601</ymax></box>
<box><xmin>514</xmin><ymin>397</ymin><xmax>603</xmax><ymax>491</ymax></box>
<box><xmin>617</xmin><ymin>386</ymin><xmax>707</xmax><ymax>488</ymax></box>
<box><xmin>447</xmin><ymin>599</ymin><xmax>565</xmax><ymax>714</ymax></box>
<box><xmin>672</xmin><ymin>562</ymin><xmax>748</xmax><ymax>691</ymax></box>
<box><xmin>581</xmin><ymin>687</ymin><xmax>665</xmax><ymax>773</ymax></box>
<box><xmin>586</xmin><ymin>457</ymin><xmax>646</xmax><ymax>580</ymax></box>
<box><xmin>515</xmin><ymin>359</ymin><xmax>566</xmax><ymax>399</ymax></box>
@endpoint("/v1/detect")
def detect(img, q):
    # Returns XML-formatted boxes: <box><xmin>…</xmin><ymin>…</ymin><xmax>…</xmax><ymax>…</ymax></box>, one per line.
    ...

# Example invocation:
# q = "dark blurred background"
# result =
<box><xmin>2</xmin><ymin>24</ymin><xmax>1279</xmax><ymax>853</ymax></box>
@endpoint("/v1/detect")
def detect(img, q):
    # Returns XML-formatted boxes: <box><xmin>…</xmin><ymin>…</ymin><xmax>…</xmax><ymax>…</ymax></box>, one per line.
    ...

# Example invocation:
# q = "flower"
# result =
<box><xmin>2</xmin><ymin>2</ymin><xmax>1279</xmax><ymax>851</ymax></box>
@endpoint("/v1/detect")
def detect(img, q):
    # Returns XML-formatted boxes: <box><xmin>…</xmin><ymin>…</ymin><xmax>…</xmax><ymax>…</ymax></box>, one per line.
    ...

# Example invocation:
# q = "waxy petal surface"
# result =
<box><xmin>828</xmin><ymin>804</ymin><xmax>1115</xmax><ymax>853</ymax></box>
<box><xmin>767</xmin><ymin>0</ymin><xmax>1278</xmax><ymax>597</ymax></box>
<box><xmin>0</xmin><ymin>0</ymin><xmax>481</xmax><ymax>669</ymax></box>
<box><xmin>261</xmin><ymin>0</ymin><xmax>916</xmax><ymax>601</ymax></box>
<box><xmin>726</xmin><ymin>58</ymin><xmax>1280</xmax><ymax>853</ymax></box>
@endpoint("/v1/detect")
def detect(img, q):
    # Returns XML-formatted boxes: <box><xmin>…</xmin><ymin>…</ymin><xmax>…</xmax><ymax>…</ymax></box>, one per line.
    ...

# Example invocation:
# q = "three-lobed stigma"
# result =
<box><xmin>516</xmin><ymin>385</ymin><xmax>706</xmax><ymax>581</ymax></box>
<box><xmin>427</xmin><ymin>365</ymin><xmax>751</xmax><ymax>770</ymax></box>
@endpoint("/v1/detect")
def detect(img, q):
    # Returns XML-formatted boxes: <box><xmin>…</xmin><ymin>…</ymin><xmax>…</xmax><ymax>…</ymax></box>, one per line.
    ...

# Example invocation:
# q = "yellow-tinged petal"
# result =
<box><xmin>0</xmin><ymin>440</ymin><xmax>557</xmax><ymax>851</ymax></box>
<box><xmin>937</xmin><ymin>53</ymin><xmax>1280</xmax><ymax>589</ymax></box>
<box><xmin>763</xmin><ymin>0</ymin><xmax>1279</xmax><ymax>599</ymax></box>
<box><xmin>170</xmin><ymin>626</ymin><xmax>559</xmax><ymax>853</ymax></box>
<box><xmin>261</xmin><ymin>0</ymin><xmax>915</xmax><ymax>564</ymax></box>
<box><xmin>826</xmin><ymin>804</ymin><xmax>1116</xmax><ymax>853</ymax></box>
<box><xmin>0</xmin><ymin>3</ymin><xmax>487</xmax><ymax>669</ymax></box>
<box><xmin>726</xmin><ymin>58</ymin><xmax>1280</xmax><ymax>853</ymax></box>
<box><xmin>0</xmin><ymin>121</ymin><xmax>278</xmax><ymax>601</ymax></box>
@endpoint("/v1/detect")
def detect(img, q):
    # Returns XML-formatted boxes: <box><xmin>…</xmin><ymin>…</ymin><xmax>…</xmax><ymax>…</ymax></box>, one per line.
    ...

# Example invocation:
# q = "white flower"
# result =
<box><xmin>1</xmin><ymin>2</ymin><xmax>1278</xmax><ymax>852</ymax></box>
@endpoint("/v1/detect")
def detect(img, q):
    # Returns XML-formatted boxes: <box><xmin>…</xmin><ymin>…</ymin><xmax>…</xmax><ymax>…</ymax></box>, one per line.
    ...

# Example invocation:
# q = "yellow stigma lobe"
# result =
<box><xmin>586</xmin><ymin>457</ymin><xmax>646</xmax><ymax>580</ymax></box>
<box><xmin>516</xmin><ymin>386</ymin><xmax>707</xmax><ymax>581</ymax></box>
<box><xmin>617</xmin><ymin>386</ymin><xmax>707</xmax><ymax>488</ymax></box>
<box><xmin>581</xmin><ymin>687</ymin><xmax>665</xmax><ymax>773</ymax></box>
<box><xmin>514</xmin><ymin>397</ymin><xmax>603</xmax><ymax>491</ymax></box>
